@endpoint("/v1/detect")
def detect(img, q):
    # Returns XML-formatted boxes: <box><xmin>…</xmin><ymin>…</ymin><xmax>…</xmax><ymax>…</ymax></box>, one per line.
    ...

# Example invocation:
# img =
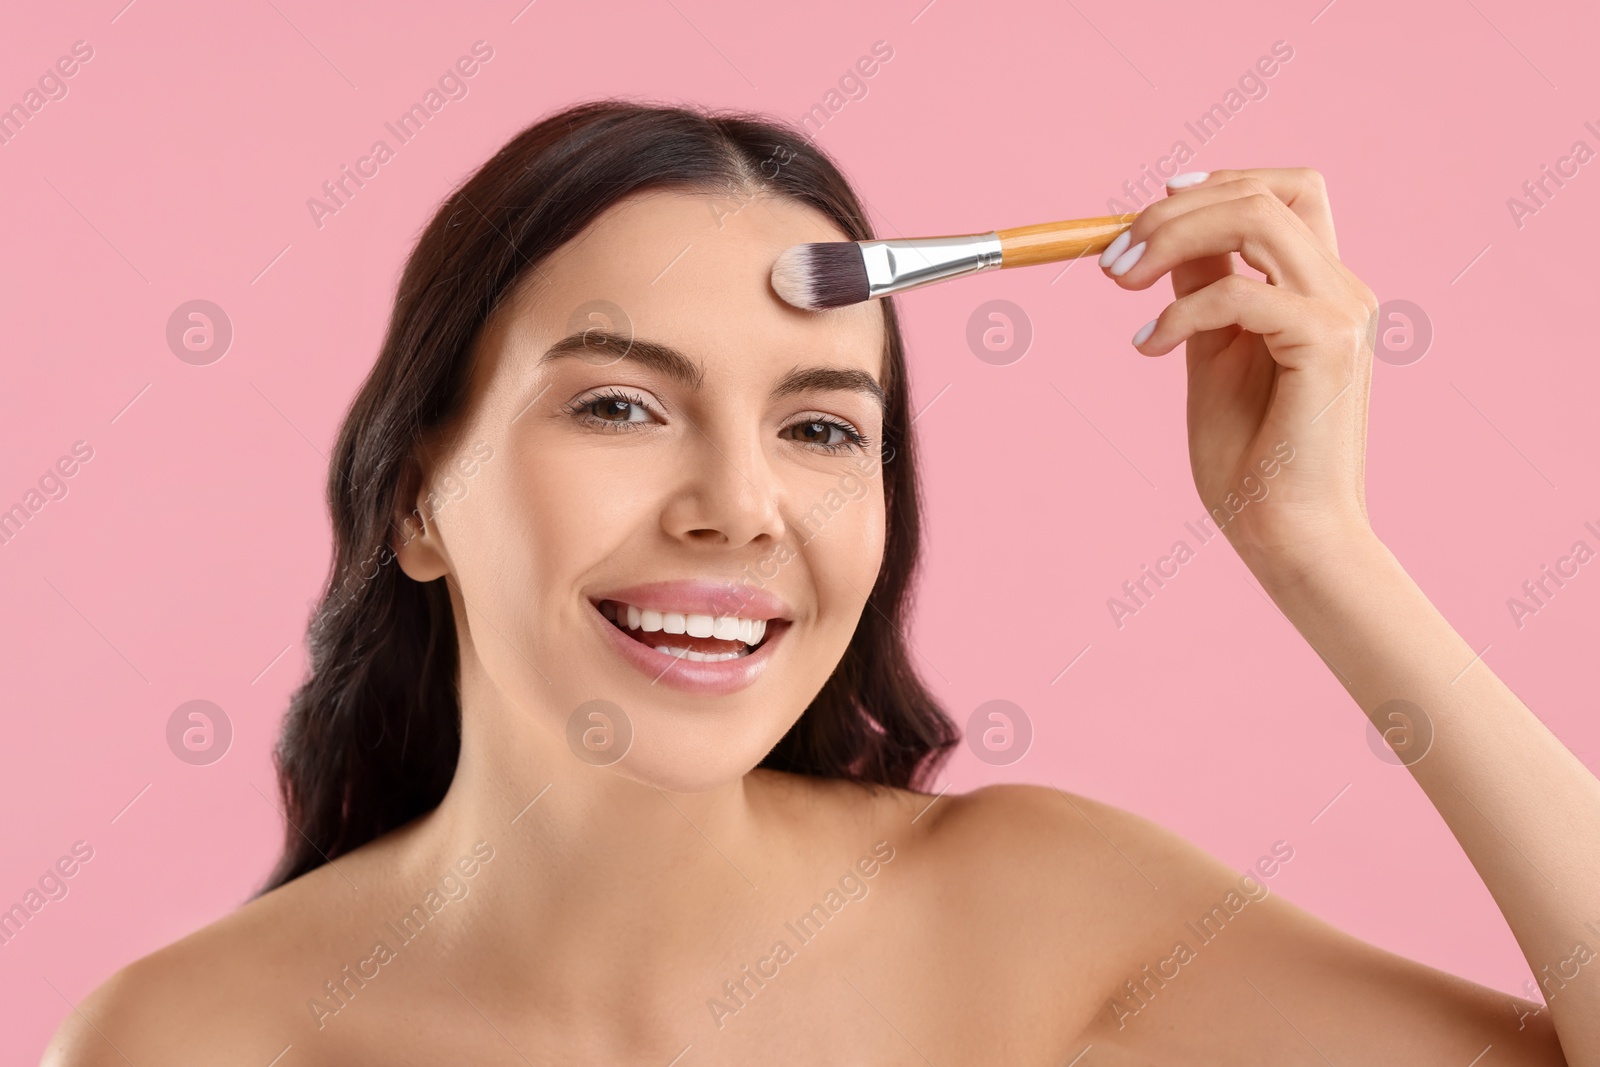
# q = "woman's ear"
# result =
<box><xmin>390</xmin><ymin>453</ymin><xmax>450</xmax><ymax>582</ymax></box>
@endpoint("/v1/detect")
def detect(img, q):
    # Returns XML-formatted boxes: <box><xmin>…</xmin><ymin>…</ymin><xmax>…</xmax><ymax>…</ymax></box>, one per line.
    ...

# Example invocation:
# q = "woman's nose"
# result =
<box><xmin>658</xmin><ymin>428</ymin><xmax>785</xmax><ymax>548</ymax></box>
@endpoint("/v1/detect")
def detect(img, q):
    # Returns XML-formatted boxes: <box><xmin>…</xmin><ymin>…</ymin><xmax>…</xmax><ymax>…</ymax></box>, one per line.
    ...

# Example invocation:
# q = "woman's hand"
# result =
<box><xmin>1099</xmin><ymin>168</ymin><xmax>1379</xmax><ymax>583</ymax></box>
<box><xmin>1096</xmin><ymin>168</ymin><xmax>1600</xmax><ymax>1065</ymax></box>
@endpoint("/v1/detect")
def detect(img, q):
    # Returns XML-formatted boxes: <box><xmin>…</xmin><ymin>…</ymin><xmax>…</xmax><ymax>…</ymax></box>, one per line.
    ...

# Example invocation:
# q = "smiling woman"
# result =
<box><xmin>258</xmin><ymin>101</ymin><xmax>960</xmax><ymax>883</ymax></box>
<box><xmin>43</xmin><ymin>100</ymin><xmax>1600</xmax><ymax>1066</ymax></box>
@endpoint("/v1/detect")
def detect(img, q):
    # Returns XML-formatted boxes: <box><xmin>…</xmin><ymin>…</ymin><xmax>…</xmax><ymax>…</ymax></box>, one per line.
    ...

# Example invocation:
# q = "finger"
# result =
<box><xmin>1128</xmin><ymin>168</ymin><xmax>1339</xmax><ymax>300</ymax></box>
<box><xmin>1106</xmin><ymin>194</ymin><xmax>1345</xmax><ymax>298</ymax></box>
<box><xmin>1175</xmin><ymin>168</ymin><xmax>1340</xmax><ymax>257</ymax></box>
<box><xmin>1159</xmin><ymin>176</ymin><xmax>1234</xmax><ymax>302</ymax></box>
<box><xmin>1131</xmin><ymin>273</ymin><xmax>1331</xmax><ymax>370</ymax></box>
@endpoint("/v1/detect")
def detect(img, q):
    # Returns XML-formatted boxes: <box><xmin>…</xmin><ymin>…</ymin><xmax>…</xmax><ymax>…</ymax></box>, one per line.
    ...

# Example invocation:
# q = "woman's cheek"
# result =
<box><xmin>801</xmin><ymin>478</ymin><xmax>886</xmax><ymax>625</ymax></box>
<box><xmin>858</xmin><ymin>496</ymin><xmax>887</xmax><ymax>585</ymax></box>
<box><xmin>512</xmin><ymin>449</ymin><xmax>656</xmax><ymax>583</ymax></box>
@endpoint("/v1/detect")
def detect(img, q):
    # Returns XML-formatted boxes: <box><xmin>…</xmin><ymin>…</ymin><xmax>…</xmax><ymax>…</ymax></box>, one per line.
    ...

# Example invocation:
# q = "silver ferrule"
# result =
<box><xmin>860</xmin><ymin>232</ymin><xmax>1003</xmax><ymax>299</ymax></box>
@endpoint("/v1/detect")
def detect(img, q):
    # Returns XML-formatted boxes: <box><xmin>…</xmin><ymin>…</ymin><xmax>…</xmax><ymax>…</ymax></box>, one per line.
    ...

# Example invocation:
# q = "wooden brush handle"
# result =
<box><xmin>995</xmin><ymin>213</ymin><xmax>1140</xmax><ymax>268</ymax></box>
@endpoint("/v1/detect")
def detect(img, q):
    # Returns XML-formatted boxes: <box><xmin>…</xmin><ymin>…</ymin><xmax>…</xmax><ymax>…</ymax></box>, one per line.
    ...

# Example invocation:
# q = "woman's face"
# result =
<box><xmin>398</xmin><ymin>189</ymin><xmax>890</xmax><ymax>792</ymax></box>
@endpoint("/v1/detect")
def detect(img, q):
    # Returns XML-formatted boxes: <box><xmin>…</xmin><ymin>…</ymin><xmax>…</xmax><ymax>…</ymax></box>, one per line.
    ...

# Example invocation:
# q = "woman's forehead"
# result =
<box><xmin>492</xmin><ymin>190</ymin><xmax>887</xmax><ymax>382</ymax></box>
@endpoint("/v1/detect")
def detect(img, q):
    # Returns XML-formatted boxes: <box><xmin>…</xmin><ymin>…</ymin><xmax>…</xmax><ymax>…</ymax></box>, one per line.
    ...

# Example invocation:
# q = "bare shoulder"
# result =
<box><xmin>892</xmin><ymin>784</ymin><xmax>1299</xmax><ymax>1000</ymax></box>
<box><xmin>908</xmin><ymin>782</ymin><xmax>1312</xmax><ymax>955</ymax></box>
<box><xmin>911</xmin><ymin>780</ymin><xmax>1234</xmax><ymax>888</ymax></box>
<box><xmin>748</xmin><ymin>772</ymin><xmax>1276</xmax><ymax>932</ymax></box>
<box><xmin>40</xmin><ymin>856</ymin><xmax>367</xmax><ymax>1067</ymax></box>
<box><xmin>750</xmin><ymin>770</ymin><xmax>1211</xmax><ymax>884</ymax></box>
<box><xmin>908</xmin><ymin>784</ymin><xmax>1561</xmax><ymax>1058</ymax></box>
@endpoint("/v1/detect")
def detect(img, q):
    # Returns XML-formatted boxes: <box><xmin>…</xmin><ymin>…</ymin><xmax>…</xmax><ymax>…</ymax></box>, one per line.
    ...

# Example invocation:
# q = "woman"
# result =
<box><xmin>45</xmin><ymin>100</ymin><xmax>1598</xmax><ymax>1064</ymax></box>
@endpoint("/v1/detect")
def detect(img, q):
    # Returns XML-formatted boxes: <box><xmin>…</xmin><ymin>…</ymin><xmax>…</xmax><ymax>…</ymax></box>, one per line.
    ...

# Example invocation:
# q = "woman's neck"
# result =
<box><xmin>397</xmin><ymin>647</ymin><xmax>783</xmax><ymax>1011</ymax></box>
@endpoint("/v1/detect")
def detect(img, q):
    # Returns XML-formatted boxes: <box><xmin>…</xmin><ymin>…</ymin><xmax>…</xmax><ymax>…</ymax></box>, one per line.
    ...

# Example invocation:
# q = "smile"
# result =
<box><xmin>586</xmin><ymin>581</ymin><xmax>794</xmax><ymax>695</ymax></box>
<box><xmin>599</xmin><ymin>600</ymin><xmax>769</xmax><ymax>661</ymax></box>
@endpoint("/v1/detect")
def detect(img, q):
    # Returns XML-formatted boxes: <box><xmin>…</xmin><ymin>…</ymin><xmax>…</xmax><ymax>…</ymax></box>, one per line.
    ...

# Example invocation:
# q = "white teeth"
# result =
<box><xmin>652</xmin><ymin>646</ymin><xmax>746</xmax><ymax>662</ymax></box>
<box><xmin>609</xmin><ymin>600</ymin><xmax>774</xmax><ymax>649</ymax></box>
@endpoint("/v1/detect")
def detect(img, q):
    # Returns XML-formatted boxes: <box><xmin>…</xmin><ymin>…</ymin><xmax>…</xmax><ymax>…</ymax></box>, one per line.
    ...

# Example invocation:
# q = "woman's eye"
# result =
<box><xmin>784</xmin><ymin>417</ymin><xmax>867</xmax><ymax>453</ymax></box>
<box><xmin>589</xmin><ymin>398</ymin><xmax>647</xmax><ymax>423</ymax></box>
<box><xmin>569</xmin><ymin>391</ymin><xmax>656</xmax><ymax>428</ymax></box>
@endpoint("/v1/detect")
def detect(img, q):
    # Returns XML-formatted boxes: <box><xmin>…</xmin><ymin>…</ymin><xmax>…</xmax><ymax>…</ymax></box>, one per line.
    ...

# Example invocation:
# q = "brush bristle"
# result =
<box><xmin>770</xmin><ymin>242</ymin><xmax>869</xmax><ymax>310</ymax></box>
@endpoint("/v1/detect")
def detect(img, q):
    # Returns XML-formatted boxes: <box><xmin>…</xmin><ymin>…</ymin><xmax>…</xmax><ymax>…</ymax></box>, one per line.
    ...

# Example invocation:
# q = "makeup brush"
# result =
<box><xmin>770</xmin><ymin>212</ymin><xmax>1140</xmax><ymax>311</ymax></box>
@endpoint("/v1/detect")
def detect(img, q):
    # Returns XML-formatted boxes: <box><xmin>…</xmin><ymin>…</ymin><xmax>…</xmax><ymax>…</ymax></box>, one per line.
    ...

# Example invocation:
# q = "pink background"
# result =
<box><xmin>3</xmin><ymin>0</ymin><xmax>1596</xmax><ymax>1055</ymax></box>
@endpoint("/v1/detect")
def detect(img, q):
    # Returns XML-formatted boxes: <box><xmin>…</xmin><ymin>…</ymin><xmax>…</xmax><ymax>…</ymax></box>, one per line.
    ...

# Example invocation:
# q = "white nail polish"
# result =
<box><xmin>1132</xmin><ymin>318</ymin><xmax>1158</xmax><ymax>346</ymax></box>
<box><xmin>1099</xmin><ymin>229</ymin><xmax>1131</xmax><ymax>269</ymax></box>
<box><xmin>1109</xmin><ymin>240</ymin><xmax>1146</xmax><ymax>276</ymax></box>
<box><xmin>1166</xmin><ymin>171</ymin><xmax>1209</xmax><ymax>189</ymax></box>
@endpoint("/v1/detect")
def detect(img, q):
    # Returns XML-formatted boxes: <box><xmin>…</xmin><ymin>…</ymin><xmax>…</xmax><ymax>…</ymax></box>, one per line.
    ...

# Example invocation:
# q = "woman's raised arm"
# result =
<box><xmin>1093</xmin><ymin>166</ymin><xmax>1600</xmax><ymax>1064</ymax></box>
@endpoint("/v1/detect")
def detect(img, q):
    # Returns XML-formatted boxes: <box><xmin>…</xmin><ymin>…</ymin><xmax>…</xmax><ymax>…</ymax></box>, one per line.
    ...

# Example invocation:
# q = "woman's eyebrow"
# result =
<box><xmin>771</xmin><ymin>366</ymin><xmax>885</xmax><ymax>412</ymax></box>
<box><xmin>539</xmin><ymin>331</ymin><xmax>885</xmax><ymax>411</ymax></box>
<box><xmin>539</xmin><ymin>332</ymin><xmax>704</xmax><ymax>388</ymax></box>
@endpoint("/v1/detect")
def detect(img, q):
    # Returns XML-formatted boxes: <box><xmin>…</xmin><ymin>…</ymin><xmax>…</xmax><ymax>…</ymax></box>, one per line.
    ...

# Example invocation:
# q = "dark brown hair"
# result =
<box><xmin>261</xmin><ymin>99</ymin><xmax>959</xmax><ymax>893</ymax></box>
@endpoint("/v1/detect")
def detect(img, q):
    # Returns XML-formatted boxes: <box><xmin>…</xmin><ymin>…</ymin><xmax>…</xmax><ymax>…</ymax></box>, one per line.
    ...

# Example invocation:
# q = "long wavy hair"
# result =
<box><xmin>260</xmin><ymin>99</ymin><xmax>960</xmax><ymax>894</ymax></box>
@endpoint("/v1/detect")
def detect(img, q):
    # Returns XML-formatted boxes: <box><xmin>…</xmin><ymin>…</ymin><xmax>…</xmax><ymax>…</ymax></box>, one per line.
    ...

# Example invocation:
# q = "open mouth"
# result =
<box><xmin>595</xmin><ymin>599</ymin><xmax>785</xmax><ymax>662</ymax></box>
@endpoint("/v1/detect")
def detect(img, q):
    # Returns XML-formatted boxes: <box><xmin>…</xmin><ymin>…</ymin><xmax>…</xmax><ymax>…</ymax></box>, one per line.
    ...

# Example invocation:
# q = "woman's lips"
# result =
<box><xmin>588</xmin><ymin>599</ymin><xmax>790</xmax><ymax>696</ymax></box>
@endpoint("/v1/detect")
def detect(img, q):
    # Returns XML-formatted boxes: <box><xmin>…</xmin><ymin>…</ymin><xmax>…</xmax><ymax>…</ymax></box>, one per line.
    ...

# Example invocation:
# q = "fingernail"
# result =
<box><xmin>1166</xmin><ymin>171</ymin><xmax>1209</xmax><ymax>189</ymax></box>
<box><xmin>1099</xmin><ymin>229</ymin><xmax>1131</xmax><ymax>269</ymax></box>
<box><xmin>1132</xmin><ymin>318</ymin><xmax>1158</xmax><ymax>346</ymax></box>
<box><xmin>1109</xmin><ymin>240</ymin><xmax>1146</xmax><ymax>277</ymax></box>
